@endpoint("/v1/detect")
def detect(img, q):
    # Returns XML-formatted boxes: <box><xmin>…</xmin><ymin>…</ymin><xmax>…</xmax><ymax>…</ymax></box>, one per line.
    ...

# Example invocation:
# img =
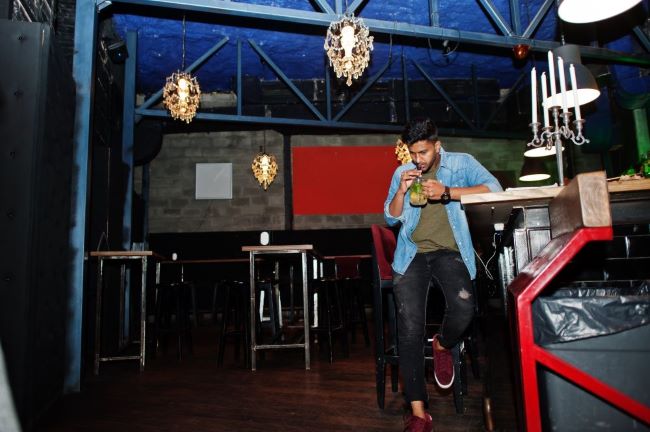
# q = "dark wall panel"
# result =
<box><xmin>0</xmin><ymin>19</ymin><xmax>75</xmax><ymax>429</ymax></box>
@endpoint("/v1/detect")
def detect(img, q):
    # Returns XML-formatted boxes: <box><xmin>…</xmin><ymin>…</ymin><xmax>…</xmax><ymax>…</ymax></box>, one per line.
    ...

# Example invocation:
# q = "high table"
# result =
<box><xmin>88</xmin><ymin>250</ymin><xmax>164</xmax><ymax>374</ymax></box>
<box><xmin>241</xmin><ymin>244</ymin><xmax>321</xmax><ymax>371</ymax></box>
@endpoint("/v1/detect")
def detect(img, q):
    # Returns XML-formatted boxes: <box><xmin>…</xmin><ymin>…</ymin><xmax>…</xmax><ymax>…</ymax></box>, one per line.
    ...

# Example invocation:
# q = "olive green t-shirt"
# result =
<box><xmin>411</xmin><ymin>168</ymin><xmax>459</xmax><ymax>253</ymax></box>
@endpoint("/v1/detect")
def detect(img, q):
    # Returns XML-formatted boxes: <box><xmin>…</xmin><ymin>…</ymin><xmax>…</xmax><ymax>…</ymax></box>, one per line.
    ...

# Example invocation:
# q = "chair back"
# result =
<box><xmin>370</xmin><ymin>225</ymin><xmax>396</xmax><ymax>281</ymax></box>
<box><xmin>334</xmin><ymin>257</ymin><xmax>361</xmax><ymax>280</ymax></box>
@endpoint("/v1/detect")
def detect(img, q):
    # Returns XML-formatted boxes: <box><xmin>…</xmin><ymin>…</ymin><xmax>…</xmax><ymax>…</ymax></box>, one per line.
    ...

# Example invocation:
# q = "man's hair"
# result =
<box><xmin>400</xmin><ymin>118</ymin><xmax>438</xmax><ymax>145</ymax></box>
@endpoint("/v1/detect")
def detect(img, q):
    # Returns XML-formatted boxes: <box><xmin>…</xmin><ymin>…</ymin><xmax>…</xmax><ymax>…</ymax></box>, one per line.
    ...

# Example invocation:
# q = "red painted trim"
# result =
<box><xmin>533</xmin><ymin>345</ymin><xmax>650</xmax><ymax>424</ymax></box>
<box><xmin>508</xmin><ymin>227</ymin><xmax>627</xmax><ymax>432</ymax></box>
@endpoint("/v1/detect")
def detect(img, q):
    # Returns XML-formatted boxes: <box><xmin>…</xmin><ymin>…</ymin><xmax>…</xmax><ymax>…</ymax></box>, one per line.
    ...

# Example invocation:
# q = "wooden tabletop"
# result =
<box><xmin>160</xmin><ymin>258</ymin><xmax>255</xmax><ymax>264</ymax></box>
<box><xmin>323</xmin><ymin>254</ymin><xmax>372</xmax><ymax>260</ymax></box>
<box><xmin>88</xmin><ymin>250</ymin><xmax>166</xmax><ymax>259</ymax></box>
<box><xmin>242</xmin><ymin>244</ymin><xmax>315</xmax><ymax>252</ymax></box>
<box><xmin>460</xmin><ymin>176</ymin><xmax>650</xmax><ymax>253</ymax></box>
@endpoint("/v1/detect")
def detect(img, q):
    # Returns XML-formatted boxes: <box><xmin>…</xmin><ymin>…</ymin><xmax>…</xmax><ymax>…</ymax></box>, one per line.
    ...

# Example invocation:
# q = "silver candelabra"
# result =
<box><xmin>527</xmin><ymin>105</ymin><xmax>589</xmax><ymax>187</ymax></box>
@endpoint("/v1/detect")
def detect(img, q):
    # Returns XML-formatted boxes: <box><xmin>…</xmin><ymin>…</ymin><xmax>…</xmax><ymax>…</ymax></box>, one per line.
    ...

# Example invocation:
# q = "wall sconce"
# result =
<box><xmin>324</xmin><ymin>14</ymin><xmax>374</xmax><ymax>86</ymax></box>
<box><xmin>519</xmin><ymin>157</ymin><xmax>551</xmax><ymax>182</ymax></box>
<box><xmin>163</xmin><ymin>15</ymin><xmax>201</xmax><ymax>123</ymax></box>
<box><xmin>558</xmin><ymin>0</ymin><xmax>642</xmax><ymax>23</ymax></box>
<box><xmin>252</xmin><ymin>146</ymin><xmax>278</xmax><ymax>190</ymax></box>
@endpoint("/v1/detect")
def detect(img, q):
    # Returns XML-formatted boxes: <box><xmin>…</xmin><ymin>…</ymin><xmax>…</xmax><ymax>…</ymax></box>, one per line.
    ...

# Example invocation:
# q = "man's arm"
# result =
<box><xmin>422</xmin><ymin>182</ymin><xmax>490</xmax><ymax>201</ymax></box>
<box><xmin>388</xmin><ymin>168</ymin><xmax>421</xmax><ymax>217</ymax></box>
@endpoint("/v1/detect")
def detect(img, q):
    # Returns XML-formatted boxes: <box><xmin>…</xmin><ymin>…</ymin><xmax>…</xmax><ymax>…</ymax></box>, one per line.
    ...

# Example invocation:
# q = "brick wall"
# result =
<box><xmin>143</xmin><ymin>130</ymin><xmax>601</xmax><ymax>233</ymax></box>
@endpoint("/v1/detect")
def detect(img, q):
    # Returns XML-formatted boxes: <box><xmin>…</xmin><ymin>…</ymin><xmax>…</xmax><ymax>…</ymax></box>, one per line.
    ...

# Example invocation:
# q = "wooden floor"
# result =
<box><xmin>37</xmin><ymin>317</ymin><xmax>509</xmax><ymax>432</ymax></box>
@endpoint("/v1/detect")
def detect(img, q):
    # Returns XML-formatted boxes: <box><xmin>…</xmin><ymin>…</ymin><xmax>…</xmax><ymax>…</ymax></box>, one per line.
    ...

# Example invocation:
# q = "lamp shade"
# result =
<box><xmin>558</xmin><ymin>0</ymin><xmax>642</xmax><ymax>24</ymax></box>
<box><xmin>543</xmin><ymin>44</ymin><xmax>600</xmax><ymax>109</ymax></box>
<box><xmin>519</xmin><ymin>157</ymin><xmax>551</xmax><ymax>182</ymax></box>
<box><xmin>524</xmin><ymin>143</ymin><xmax>564</xmax><ymax>157</ymax></box>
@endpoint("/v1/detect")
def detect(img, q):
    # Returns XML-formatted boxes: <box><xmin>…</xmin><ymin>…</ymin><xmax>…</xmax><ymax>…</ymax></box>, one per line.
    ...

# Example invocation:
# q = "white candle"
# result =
<box><xmin>531</xmin><ymin>67</ymin><xmax>537</xmax><ymax>124</ymax></box>
<box><xmin>548</xmin><ymin>50</ymin><xmax>557</xmax><ymax>107</ymax></box>
<box><xmin>569</xmin><ymin>64</ymin><xmax>581</xmax><ymax>121</ymax></box>
<box><xmin>541</xmin><ymin>72</ymin><xmax>550</xmax><ymax>127</ymax></box>
<box><xmin>557</xmin><ymin>56</ymin><xmax>568</xmax><ymax>112</ymax></box>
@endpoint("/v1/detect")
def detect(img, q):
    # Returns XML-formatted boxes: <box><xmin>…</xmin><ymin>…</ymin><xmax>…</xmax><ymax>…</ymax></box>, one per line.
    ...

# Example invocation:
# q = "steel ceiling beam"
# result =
<box><xmin>412</xmin><ymin>58</ymin><xmax>477</xmax><ymax>130</ymax></box>
<box><xmin>134</xmin><ymin>107</ymin><xmax>527</xmax><ymax>139</ymax></box>
<box><xmin>509</xmin><ymin>0</ymin><xmax>521</xmax><ymax>35</ymax></box>
<box><xmin>633</xmin><ymin>26</ymin><xmax>650</xmax><ymax>52</ymax></box>
<box><xmin>106</xmin><ymin>0</ymin><xmax>650</xmax><ymax>67</ymax></box>
<box><xmin>333</xmin><ymin>58</ymin><xmax>392</xmax><ymax>122</ymax></box>
<box><xmin>248</xmin><ymin>38</ymin><xmax>326</xmax><ymax>121</ymax></box>
<box><xmin>477</xmin><ymin>0</ymin><xmax>514</xmax><ymax>37</ymax></box>
<box><xmin>522</xmin><ymin>0</ymin><xmax>553</xmax><ymax>39</ymax></box>
<box><xmin>138</xmin><ymin>36</ymin><xmax>229</xmax><ymax>113</ymax></box>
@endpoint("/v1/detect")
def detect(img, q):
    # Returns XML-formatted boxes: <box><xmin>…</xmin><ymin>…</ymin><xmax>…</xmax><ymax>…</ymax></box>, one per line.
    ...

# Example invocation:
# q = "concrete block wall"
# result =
<box><xmin>143</xmin><ymin>130</ymin><xmax>601</xmax><ymax>233</ymax></box>
<box><xmin>147</xmin><ymin>130</ymin><xmax>285</xmax><ymax>233</ymax></box>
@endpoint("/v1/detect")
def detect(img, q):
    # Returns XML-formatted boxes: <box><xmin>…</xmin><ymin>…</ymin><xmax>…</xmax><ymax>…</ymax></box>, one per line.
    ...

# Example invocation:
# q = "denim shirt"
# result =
<box><xmin>384</xmin><ymin>147</ymin><xmax>502</xmax><ymax>279</ymax></box>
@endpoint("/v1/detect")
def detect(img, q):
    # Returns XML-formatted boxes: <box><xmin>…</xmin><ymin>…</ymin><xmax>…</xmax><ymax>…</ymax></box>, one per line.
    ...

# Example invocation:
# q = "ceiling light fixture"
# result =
<box><xmin>543</xmin><ymin>44</ymin><xmax>600</xmax><ymax>109</ymax></box>
<box><xmin>251</xmin><ymin>132</ymin><xmax>278</xmax><ymax>190</ymax></box>
<box><xmin>324</xmin><ymin>13</ymin><xmax>374</xmax><ymax>86</ymax></box>
<box><xmin>558</xmin><ymin>0</ymin><xmax>642</xmax><ymax>24</ymax></box>
<box><xmin>163</xmin><ymin>15</ymin><xmax>201</xmax><ymax>123</ymax></box>
<box><xmin>513</xmin><ymin>43</ymin><xmax>530</xmax><ymax>60</ymax></box>
<box><xmin>519</xmin><ymin>157</ymin><xmax>551</xmax><ymax>182</ymax></box>
<box><xmin>395</xmin><ymin>139</ymin><xmax>412</xmax><ymax>165</ymax></box>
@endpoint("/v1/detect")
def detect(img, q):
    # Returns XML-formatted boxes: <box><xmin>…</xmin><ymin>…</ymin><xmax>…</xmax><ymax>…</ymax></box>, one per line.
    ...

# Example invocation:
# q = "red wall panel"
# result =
<box><xmin>292</xmin><ymin>146</ymin><xmax>400</xmax><ymax>215</ymax></box>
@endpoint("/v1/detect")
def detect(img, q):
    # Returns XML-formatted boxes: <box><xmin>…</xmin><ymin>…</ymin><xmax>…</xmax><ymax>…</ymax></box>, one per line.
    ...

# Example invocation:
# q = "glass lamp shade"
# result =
<box><xmin>558</xmin><ymin>0</ymin><xmax>642</xmax><ymax>24</ymax></box>
<box><xmin>519</xmin><ymin>157</ymin><xmax>551</xmax><ymax>182</ymax></box>
<box><xmin>543</xmin><ymin>44</ymin><xmax>600</xmax><ymax>109</ymax></box>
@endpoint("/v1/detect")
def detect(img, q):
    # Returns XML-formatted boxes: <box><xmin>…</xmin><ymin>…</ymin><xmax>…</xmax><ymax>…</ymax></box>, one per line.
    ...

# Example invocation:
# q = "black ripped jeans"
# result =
<box><xmin>392</xmin><ymin>249</ymin><xmax>475</xmax><ymax>404</ymax></box>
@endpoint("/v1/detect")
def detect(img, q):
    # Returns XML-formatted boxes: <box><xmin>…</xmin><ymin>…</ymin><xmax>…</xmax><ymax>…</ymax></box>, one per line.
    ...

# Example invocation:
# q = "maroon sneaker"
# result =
<box><xmin>432</xmin><ymin>334</ymin><xmax>454</xmax><ymax>389</ymax></box>
<box><xmin>403</xmin><ymin>413</ymin><xmax>433</xmax><ymax>432</ymax></box>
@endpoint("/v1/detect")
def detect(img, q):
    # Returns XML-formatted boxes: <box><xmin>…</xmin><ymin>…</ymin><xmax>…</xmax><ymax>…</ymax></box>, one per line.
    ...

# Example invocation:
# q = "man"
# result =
<box><xmin>384</xmin><ymin>118</ymin><xmax>502</xmax><ymax>432</ymax></box>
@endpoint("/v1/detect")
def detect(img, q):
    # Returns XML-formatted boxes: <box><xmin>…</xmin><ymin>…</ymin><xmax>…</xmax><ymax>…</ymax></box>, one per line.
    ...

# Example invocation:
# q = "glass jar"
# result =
<box><xmin>409</xmin><ymin>176</ymin><xmax>427</xmax><ymax>206</ymax></box>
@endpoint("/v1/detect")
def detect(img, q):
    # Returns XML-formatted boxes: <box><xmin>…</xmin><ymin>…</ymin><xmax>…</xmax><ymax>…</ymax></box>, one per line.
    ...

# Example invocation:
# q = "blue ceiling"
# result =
<box><xmin>110</xmin><ymin>0</ymin><xmax>649</xmax><ymax>96</ymax></box>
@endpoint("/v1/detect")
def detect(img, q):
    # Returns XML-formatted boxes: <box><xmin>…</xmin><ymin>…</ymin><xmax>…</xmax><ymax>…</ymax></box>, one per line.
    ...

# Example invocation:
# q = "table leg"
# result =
<box><xmin>249</xmin><ymin>252</ymin><xmax>257</xmax><ymax>371</ymax></box>
<box><xmin>94</xmin><ymin>258</ymin><xmax>104</xmax><ymax>375</ymax></box>
<box><xmin>140</xmin><ymin>257</ymin><xmax>147</xmax><ymax>371</ymax></box>
<box><xmin>301</xmin><ymin>251</ymin><xmax>310</xmax><ymax>370</ymax></box>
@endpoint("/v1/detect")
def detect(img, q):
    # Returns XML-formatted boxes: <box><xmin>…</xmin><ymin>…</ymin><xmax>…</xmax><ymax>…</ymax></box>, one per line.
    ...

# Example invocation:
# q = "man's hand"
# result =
<box><xmin>422</xmin><ymin>179</ymin><xmax>445</xmax><ymax>200</ymax></box>
<box><xmin>399</xmin><ymin>169</ymin><xmax>422</xmax><ymax>194</ymax></box>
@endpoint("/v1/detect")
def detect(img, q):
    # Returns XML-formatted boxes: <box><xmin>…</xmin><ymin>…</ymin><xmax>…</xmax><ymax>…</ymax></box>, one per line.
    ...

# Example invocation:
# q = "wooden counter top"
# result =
<box><xmin>461</xmin><ymin>177</ymin><xmax>650</xmax><ymax>253</ymax></box>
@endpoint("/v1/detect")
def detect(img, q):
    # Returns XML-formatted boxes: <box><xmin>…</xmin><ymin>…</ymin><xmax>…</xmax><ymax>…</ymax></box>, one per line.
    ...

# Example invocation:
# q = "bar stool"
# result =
<box><xmin>370</xmin><ymin>224</ymin><xmax>472</xmax><ymax>413</ymax></box>
<box><xmin>216</xmin><ymin>280</ymin><xmax>249</xmax><ymax>367</ymax></box>
<box><xmin>310</xmin><ymin>276</ymin><xmax>349</xmax><ymax>363</ymax></box>
<box><xmin>154</xmin><ymin>281</ymin><xmax>194</xmax><ymax>360</ymax></box>
<box><xmin>334</xmin><ymin>257</ymin><xmax>370</xmax><ymax>346</ymax></box>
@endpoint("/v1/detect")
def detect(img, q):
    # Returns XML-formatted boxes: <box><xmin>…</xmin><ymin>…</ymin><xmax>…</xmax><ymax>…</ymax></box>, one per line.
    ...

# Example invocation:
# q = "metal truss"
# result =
<box><xmin>104</xmin><ymin>0</ymin><xmax>650</xmax><ymax>66</ymax></box>
<box><xmin>133</xmin><ymin>34</ymin><xmax>529</xmax><ymax>138</ymax></box>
